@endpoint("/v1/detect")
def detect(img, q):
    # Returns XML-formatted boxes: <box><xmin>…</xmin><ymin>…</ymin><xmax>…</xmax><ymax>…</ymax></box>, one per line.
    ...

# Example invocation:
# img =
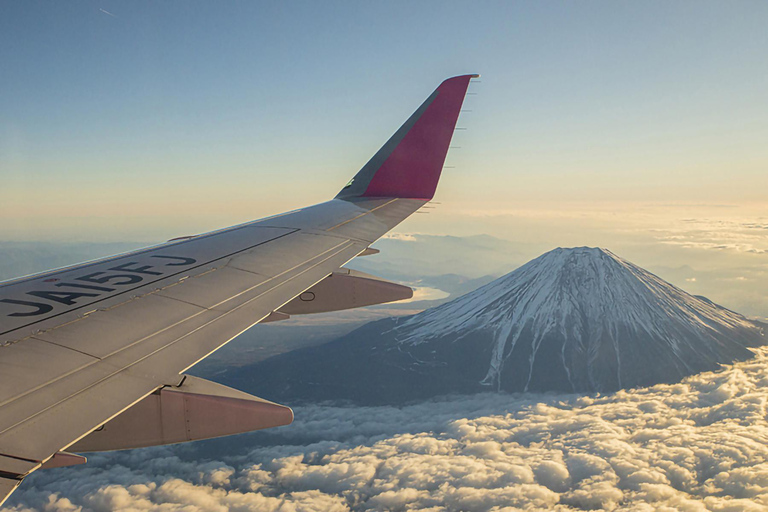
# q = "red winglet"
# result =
<box><xmin>337</xmin><ymin>74</ymin><xmax>478</xmax><ymax>201</ymax></box>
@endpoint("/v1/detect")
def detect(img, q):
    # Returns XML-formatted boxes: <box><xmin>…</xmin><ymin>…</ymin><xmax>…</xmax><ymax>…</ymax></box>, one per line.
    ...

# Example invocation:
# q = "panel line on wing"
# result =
<box><xmin>32</xmin><ymin>337</ymin><xmax>105</xmax><ymax>361</ymax></box>
<box><xmin>220</xmin><ymin>240</ymin><xmax>351</xmax><ymax>309</ymax></box>
<box><xmin>325</xmin><ymin>198</ymin><xmax>399</xmax><ymax>232</ymax></box>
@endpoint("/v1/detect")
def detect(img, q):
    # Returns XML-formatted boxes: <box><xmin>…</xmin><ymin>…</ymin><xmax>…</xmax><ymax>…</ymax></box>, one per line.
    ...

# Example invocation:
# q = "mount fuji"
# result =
<box><xmin>223</xmin><ymin>247</ymin><xmax>766</xmax><ymax>404</ymax></box>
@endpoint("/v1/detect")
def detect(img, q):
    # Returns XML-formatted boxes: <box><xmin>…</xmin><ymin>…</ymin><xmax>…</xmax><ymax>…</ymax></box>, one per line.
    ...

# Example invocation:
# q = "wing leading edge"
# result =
<box><xmin>0</xmin><ymin>74</ymin><xmax>478</xmax><ymax>506</ymax></box>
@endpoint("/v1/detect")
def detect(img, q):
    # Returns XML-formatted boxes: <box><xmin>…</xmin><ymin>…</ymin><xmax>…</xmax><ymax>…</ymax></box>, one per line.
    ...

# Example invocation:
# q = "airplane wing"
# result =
<box><xmin>0</xmin><ymin>74</ymin><xmax>478</xmax><ymax>505</ymax></box>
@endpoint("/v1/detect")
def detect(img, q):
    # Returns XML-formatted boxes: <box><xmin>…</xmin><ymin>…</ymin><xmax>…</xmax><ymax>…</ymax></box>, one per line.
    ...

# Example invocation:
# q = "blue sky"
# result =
<box><xmin>2</xmin><ymin>1</ymin><xmax>768</xmax><ymax>243</ymax></box>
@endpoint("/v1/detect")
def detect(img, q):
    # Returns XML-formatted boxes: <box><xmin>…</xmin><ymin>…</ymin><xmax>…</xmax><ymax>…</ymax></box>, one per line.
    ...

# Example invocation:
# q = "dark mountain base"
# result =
<box><xmin>221</xmin><ymin>318</ymin><xmax>495</xmax><ymax>405</ymax></box>
<box><xmin>221</xmin><ymin>317</ymin><xmax>765</xmax><ymax>406</ymax></box>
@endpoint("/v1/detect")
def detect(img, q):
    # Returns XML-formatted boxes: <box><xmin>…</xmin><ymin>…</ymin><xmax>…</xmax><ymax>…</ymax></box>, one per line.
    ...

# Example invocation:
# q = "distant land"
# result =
<box><xmin>347</xmin><ymin>233</ymin><xmax>529</xmax><ymax>280</ymax></box>
<box><xmin>0</xmin><ymin>241</ymin><xmax>150</xmax><ymax>282</ymax></box>
<box><xmin>223</xmin><ymin>248</ymin><xmax>767</xmax><ymax>405</ymax></box>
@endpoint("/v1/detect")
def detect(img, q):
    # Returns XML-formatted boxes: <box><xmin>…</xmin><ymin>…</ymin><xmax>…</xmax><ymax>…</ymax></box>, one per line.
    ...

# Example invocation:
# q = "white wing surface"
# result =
<box><xmin>0</xmin><ymin>74</ymin><xmax>478</xmax><ymax>505</ymax></box>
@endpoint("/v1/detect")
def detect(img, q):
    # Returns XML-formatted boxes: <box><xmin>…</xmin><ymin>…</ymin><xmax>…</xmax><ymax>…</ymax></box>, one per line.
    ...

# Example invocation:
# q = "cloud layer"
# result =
<box><xmin>7</xmin><ymin>348</ymin><xmax>768</xmax><ymax>511</ymax></box>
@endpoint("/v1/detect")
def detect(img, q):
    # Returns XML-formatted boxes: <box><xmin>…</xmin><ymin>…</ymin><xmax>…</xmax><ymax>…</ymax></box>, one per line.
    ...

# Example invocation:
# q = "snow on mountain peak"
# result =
<box><xmin>393</xmin><ymin>247</ymin><xmax>764</xmax><ymax>392</ymax></box>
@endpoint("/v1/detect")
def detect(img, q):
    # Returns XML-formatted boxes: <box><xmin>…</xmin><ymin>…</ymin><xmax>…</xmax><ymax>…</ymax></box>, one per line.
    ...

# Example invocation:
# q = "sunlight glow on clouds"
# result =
<box><xmin>8</xmin><ymin>348</ymin><xmax>768</xmax><ymax>511</ymax></box>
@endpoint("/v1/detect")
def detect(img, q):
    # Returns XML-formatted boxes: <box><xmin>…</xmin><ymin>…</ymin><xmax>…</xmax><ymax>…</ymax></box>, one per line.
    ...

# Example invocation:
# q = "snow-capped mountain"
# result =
<box><xmin>222</xmin><ymin>248</ymin><xmax>766</xmax><ymax>404</ymax></box>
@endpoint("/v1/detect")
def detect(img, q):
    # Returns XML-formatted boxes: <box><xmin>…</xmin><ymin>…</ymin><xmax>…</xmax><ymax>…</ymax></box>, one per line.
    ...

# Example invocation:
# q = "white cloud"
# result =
<box><xmin>8</xmin><ymin>349</ymin><xmax>768</xmax><ymax>511</ymax></box>
<box><xmin>381</xmin><ymin>233</ymin><xmax>419</xmax><ymax>242</ymax></box>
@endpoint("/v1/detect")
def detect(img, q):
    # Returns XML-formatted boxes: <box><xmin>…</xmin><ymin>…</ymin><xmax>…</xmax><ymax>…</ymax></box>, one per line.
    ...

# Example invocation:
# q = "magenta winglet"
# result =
<box><xmin>362</xmin><ymin>75</ymin><xmax>473</xmax><ymax>199</ymax></box>
<box><xmin>336</xmin><ymin>75</ymin><xmax>477</xmax><ymax>201</ymax></box>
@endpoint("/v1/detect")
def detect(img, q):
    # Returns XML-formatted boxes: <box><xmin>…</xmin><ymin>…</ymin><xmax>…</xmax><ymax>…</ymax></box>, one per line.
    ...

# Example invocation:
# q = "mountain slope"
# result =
<box><xmin>223</xmin><ymin>248</ymin><xmax>766</xmax><ymax>404</ymax></box>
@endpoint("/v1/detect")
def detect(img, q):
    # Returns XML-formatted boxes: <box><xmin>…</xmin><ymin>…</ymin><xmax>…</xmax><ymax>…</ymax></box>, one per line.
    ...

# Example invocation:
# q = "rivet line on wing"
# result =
<box><xmin>325</xmin><ymin>198</ymin><xmax>399</xmax><ymax>232</ymax></box>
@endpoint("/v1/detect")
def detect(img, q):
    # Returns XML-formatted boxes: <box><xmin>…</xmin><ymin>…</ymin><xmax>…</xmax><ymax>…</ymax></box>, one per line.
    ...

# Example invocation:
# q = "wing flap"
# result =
<box><xmin>0</xmin><ymin>454</ymin><xmax>38</xmax><ymax>476</ymax></box>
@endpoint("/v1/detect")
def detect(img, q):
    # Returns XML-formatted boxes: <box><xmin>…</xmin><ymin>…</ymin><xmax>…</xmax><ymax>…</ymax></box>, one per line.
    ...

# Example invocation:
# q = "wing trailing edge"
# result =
<box><xmin>336</xmin><ymin>74</ymin><xmax>479</xmax><ymax>201</ymax></box>
<box><xmin>0</xmin><ymin>478</ymin><xmax>22</xmax><ymax>508</ymax></box>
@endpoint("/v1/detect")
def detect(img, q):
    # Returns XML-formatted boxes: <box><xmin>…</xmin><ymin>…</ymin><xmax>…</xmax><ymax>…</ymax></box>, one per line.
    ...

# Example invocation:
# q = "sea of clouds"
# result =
<box><xmin>7</xmin><ymin>347</ymin><xmax>768</xmax><ymax>511</ymax></box>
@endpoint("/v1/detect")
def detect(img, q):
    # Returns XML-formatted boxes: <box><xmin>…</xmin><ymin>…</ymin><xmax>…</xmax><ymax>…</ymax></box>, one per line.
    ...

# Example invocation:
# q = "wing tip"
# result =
<box><xmin>337</xmin><ymin>74</ymin><xmax>478</xmax><ymax>201</ymax></box>
<box><xmin>443</xmin><ymin>73</ymin><xmax>481</xmax><ymax>82</ymax></box>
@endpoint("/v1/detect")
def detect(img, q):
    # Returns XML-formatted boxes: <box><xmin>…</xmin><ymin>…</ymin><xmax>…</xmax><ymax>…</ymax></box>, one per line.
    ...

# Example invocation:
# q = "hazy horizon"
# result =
<box><xmin>3</xmin><ymin>1</ymin><xmax>768</xmax><ymax>510</ymax></box>
<box><xmin>3</xmin><ymin>2</ymin><xmax>768</xmax><ymax>243</ymax></box>
<box><xmin>4</xmin><ymin>1</ymin><xmax>767</xmax><ymax>324</ymax></box>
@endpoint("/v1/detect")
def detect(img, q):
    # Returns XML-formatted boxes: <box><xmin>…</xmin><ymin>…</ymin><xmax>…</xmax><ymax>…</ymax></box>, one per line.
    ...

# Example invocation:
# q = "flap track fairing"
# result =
<box><xmin>278</xmin><ymin>268</ymin><xmax>412</xmax><ymax>316</ymax></box>
<box><xmin>70</xmin><ymin>376</ymin><xmax>293</xmax><ymax>453</ymax></box>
